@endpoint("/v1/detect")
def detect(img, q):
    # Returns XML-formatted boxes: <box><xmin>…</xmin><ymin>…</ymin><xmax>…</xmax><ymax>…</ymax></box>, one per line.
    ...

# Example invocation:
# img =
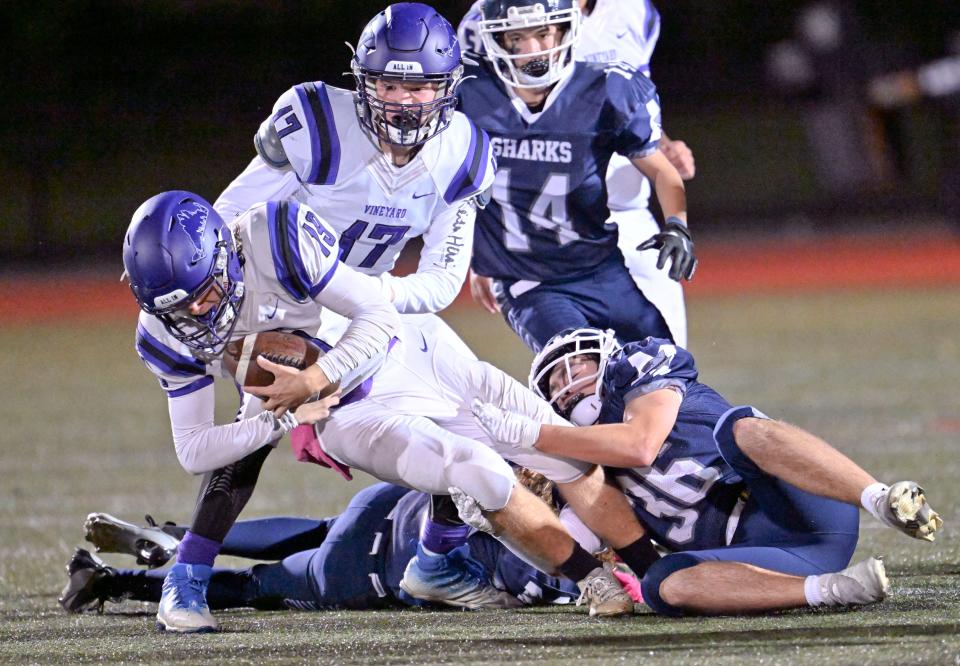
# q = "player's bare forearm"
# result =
<box><xmin>536</xmin><ymin>389</ymin><xmax>679</xmax><ymax>467</ymax></box>
<box><xmin>631</xmin><ymin>151</ymin><xmax>687</xmax><ymax>222</ymax></box>
<box><xmin>536</xmin><ymin>422</ymin><xmax>657</xmax><ymax>468</ymax></box>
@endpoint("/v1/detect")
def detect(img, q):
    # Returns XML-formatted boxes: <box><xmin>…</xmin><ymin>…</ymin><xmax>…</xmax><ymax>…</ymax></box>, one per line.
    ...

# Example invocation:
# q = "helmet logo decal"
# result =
<box><xmin>175</xmin><ymin>202</ymin><xmax>210</xmax><ymax>263</ymax></box>
<box><xmin>385</xmin><ymin>60</ymin><xmax>424</xmax><ymax>74</ymax></box>
<box><xmin>154</xmin><ymin>288</ymin><xmax>190</xmax><ymax>310</ymax></box>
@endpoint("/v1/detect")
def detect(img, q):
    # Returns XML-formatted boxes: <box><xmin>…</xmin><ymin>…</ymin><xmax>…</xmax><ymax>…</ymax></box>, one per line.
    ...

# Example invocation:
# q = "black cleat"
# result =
<box><xmin>84</xmin><ymin>513</ymin><xmax>180</xmax><ymax>568</ymax></box>
<box><xmin>58</xmin><ymin>548</ymin><xmax>117</xmax><ymax>613</ymax></box>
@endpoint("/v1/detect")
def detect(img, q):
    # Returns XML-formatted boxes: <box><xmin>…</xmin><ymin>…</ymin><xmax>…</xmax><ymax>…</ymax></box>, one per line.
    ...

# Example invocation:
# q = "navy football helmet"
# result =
<box><xmin>123</xmin><ymin>191</ymin><xmax>245</xmax><ymax>359</ymax></box>
<box><xmin>529</xmin><ymin>328</ymin><xmax>618</xmax><ymax>426</ymax></box>
<box><xmin>351</xmin><ymin>3</ymin><xmax>465</xmax><ymax>147</ymax></box>
<box><xmin>479</xmin><ymin>0</ymin><xmax>581</xmax><ymax>89</ymax></box>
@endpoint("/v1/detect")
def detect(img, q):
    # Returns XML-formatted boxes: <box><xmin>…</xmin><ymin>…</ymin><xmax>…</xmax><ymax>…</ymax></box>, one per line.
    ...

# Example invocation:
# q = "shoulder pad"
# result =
<box><xmin>254</xmin><ymin>117</ymin><xmax>290</xmax><ymax>169</ymax></box>
<box><xmin>439</xmin><ymin>114</ymin><xmax>496</xmax><ymax>205</ymax></box>
<box><xmin>270</xmin><ymin>82</ymin><xmax>342</xmax><ymax>186</ymax></box>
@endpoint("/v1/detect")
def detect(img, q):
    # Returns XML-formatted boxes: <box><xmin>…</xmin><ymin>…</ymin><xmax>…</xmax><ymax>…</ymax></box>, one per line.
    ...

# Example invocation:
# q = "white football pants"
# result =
<box><xmin>316</xmin><ymin>314</ymin><xmax>590</xmax><ymax>511</ymax></box>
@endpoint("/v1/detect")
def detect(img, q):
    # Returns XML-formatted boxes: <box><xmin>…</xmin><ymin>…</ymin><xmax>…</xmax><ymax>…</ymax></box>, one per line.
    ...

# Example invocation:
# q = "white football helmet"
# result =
<box><xmin>529</xmin><ymin>327</ymin><xmax>618</xmax><ymax>425</ymax></box>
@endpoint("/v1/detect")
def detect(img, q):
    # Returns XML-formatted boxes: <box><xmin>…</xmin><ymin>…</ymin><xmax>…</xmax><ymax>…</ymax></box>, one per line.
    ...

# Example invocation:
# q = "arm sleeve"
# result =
<box><xmin>312</xmin><ymin>260</ymin><xmax>401</xmax><ymax>385</ymax></box>
<box><xmin>168</xmin><ymin>384</ymin><xmax>282</xmax><ymax>475</ymax></box>
<box><xmin>214</xmin><ymin>156</ymin><xmax>301</xmax><ymax>221</ymax></box>
<box><xmin>380</xmin><ymin>200</ymin><xmax>476</xmax><ymax>314</ymax></box>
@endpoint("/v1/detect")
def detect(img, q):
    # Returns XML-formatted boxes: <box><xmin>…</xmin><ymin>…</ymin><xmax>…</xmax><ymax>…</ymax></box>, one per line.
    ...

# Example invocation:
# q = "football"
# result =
<box><xmin>223</xmin><ymin>330</ymin><xmax>324</xmax><ymax>389</ymax></box>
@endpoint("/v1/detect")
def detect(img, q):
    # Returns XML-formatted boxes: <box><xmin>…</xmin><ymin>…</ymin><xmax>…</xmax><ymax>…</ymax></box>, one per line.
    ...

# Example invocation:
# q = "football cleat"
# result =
<box><xmin>156</xmin><ymin>563</ymin><xmax>218</xmax><ymax>633</ymax></box>
<box><xmin>84</xmin><ymin>513</ymin><xmax>180</xmax><ymax>567</ymax></box>
<box><xmin>399</xmin><ymin>543</ymin><xmax>521</xmax><ymax>610</ymax></box>
<box><xmin>876</xmin><ymin>482</ymin><xmax>943</xmax><ymax>542</ymax></box>
<box><xmin>576</xmin><ymin>566</ymin><xmax>635</xmax><ymax>617</ymax></box>
<box><xmin>59</xmin><ymin>548</ymin><xmax>118</xmax><ymax>613</ymax></box>
<box><xmin>817</xmin><ymin>557</ymin><xmax>889</xmax><ymax>606</ymax></box>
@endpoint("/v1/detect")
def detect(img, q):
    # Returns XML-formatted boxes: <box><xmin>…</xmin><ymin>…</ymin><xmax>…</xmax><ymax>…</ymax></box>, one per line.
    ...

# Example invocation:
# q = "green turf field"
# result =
<box><xmin>1</xmin><ymin>288</ymin><xmax>958</xmax><ymax>664</ymax></box>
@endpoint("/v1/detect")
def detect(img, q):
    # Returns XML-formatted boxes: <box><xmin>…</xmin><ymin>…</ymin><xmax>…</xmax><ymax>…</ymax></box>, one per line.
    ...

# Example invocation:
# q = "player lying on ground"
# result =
<box><xmin>471</xmin><ymin>329</ymin><xmax>944</xmax><ymax>616</ymax></box>
<box><xmin>125</xmin><ymin>192</ymin><xmax>666</xmax><ymax>630</ymax></box>
<box><xmin>458</xmin><ymin>0</ymin><xmax>695</xmax><ymax>352</ymax></box>
<box><xmin>61</xmin><ymin>480</ymin><xmax>646</xmax><ymax>614</ymax></box>
<box><xmin>458</xmin><ymin>0</ymin><xmax>696</xmax><ymax>346</ymax></box>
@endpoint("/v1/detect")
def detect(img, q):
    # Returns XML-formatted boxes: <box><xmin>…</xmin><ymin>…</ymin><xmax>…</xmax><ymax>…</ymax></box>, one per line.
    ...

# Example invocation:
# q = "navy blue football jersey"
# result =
<box><xmin>599</xmin><ymin>338</ymin><xmax>746</xmax><ymax>552</ymax></box>
<box><xmin>457</xmin><ymin>60</ymin><xmax>663</xmax><ymax>282</ymax></box>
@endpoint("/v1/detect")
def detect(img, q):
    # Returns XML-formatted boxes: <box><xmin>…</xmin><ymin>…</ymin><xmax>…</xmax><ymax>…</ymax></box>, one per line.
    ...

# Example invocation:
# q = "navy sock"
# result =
<box><xmin>614</xmin><ymin>536</ymin><xmax>660</xmax><ymax>578</ymax></box>
<box><xmin>558</xmin><ymin>544</ymin><xmax>601</xmax><ymax>583</ymax></box>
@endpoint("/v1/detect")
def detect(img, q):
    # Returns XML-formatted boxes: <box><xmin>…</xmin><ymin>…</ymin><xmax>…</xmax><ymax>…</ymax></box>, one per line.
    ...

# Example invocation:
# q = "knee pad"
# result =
<box><xmin>640</xmin><ymin>552</ymin><xmax>704</xmax><ymax>617</ymax></box>
<box><xmin>445</xmin><ymin>445</ymin><xmax>515</xmax><ymax>511</ymax></box>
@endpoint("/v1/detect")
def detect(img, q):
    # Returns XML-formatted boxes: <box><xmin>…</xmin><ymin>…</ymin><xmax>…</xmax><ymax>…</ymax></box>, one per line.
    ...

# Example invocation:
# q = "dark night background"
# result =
<box><xmin>2</xmin><ymin>0</ymin><xmax>959</xmax><ymax>264</ymax></box>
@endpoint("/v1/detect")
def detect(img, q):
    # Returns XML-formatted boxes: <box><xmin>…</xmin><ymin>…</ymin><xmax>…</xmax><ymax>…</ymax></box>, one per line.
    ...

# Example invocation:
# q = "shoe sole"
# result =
<box><xmin>156</xmin><ymin>621</ymin><xmax>218</xmax><ymax>634</ymax></box>
<box><xmin>399</xmin><ymin>579</ymin><xmax>520</xmax><ymax>610</ymax></box>
<box><xmin>85</xmin><ymin>513</ymin><xmax>176</xmax><ymax>566</ymax></box>
<box><xmin>888</xmin><ymin>483</ymin><xmax>943</xmax><ymax>542</ymax></box>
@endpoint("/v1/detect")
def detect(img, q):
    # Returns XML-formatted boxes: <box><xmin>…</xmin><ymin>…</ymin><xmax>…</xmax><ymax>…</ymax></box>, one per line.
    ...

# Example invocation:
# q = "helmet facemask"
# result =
<box><xmin>352</xmin><ymin>59</ymin><xmax>464</xmax><ymax>147</ymax></box>
<box><xmin>529</xmin><ymin>328</ymin><xmax>618</xmax><ymax>426</ymax></box>
<box><xmin>480</xmin><ymin>3</ymin><xmax>581</xmax><ymax>90</ymax></box>
<box><xmin>152</xmin><ymin>229</ymin><xmax>245</xmax><ymax>361</ymax></box>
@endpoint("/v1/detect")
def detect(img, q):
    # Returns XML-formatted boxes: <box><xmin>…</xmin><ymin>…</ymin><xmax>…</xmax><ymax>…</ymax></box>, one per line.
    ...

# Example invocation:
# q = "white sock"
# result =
<box><xmin>860</xmin><ymin>482</ymin><xmax>889</xmax><ymax>522</ymax></box>
<box><xmin>804</xmin><ymin>574</ymin><xmax>824</xmax><ymax>606</ymax></box>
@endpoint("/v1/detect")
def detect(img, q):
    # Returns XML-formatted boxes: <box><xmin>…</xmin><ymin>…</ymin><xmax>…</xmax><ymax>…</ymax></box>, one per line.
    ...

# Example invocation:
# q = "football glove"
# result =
<box><xmin>637</xmin><ymin>217</ymin><xmax>698</xmax><ymax>282</ymax></box>
<box><xmin>471</xmin><ymin>399</ymin><xmax>541</xmax><ymax>449</ymax></box>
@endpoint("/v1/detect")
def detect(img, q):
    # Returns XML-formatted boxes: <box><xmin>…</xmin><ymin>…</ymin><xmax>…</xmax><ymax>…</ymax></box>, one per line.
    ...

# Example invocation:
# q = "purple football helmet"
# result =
<box><xmin>351</xmin><ymin>3</ymin><xmax>464</xmax><ymax>147</ymax></box>
<box><xmin>123</xmin><ymin>191</ymin><xmax>245</xmax><ymax>359</ymax></box>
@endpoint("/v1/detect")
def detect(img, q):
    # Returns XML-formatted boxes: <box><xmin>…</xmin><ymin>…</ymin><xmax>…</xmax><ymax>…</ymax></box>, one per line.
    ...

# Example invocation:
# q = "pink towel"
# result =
<box><xmin>612</xmin><ymin>568</ymin><xmax>644</xmax><ymax>604</ymax></box>
<box><xmin>290</xmin><ymin>424</ymin><xmax>353</xmax><ymax>481</ymax></box>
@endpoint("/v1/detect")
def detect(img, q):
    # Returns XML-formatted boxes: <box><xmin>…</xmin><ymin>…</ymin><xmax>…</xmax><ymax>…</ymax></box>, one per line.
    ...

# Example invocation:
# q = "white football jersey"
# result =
<box><xmin>456</xmin><ymin>0</ymin><xmax>660</xmax><ymax>211</ymax></box>
<box><xmin>215</xmin><ymin>82</ymin><xmax>496</xmax><ymax>315</ymax></box>
<box><xmin>135</xmin><ymin>201</ymin><xmax>389</xmax><ymax>400</ymax></box>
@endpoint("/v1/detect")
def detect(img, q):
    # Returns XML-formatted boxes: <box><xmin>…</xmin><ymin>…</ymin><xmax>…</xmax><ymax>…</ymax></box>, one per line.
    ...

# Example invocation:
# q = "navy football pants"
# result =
<box><xmin>496</xmin><ymin>253</ymin><xmax>672</xmax><ymax>352</ymax></box>
<box><xmin>641</xmin><ymin>406</ymin><xmax>860</xmax><ymax>617</ymax></box>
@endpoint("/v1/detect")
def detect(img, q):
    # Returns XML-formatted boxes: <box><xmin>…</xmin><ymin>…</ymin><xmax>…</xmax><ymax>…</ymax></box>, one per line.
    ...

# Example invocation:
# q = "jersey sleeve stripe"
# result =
<box><xmin>308</xmin><ymin>260</ymin><xmax>339</xmax><ymax>298</ymax></box>
<box><xmin>295</xmin><ymin>82</ymin><xmax>340</xmax><ymax>186</ymax></box>
<box><xmin>443</xmin><ymin>120</ymin><xmax>491</xmax><ymax>204</ymax></box>
<box><xmin>167</xmin><ymin>375</ymin><xmax>214</xmax><ymax>398</ymax></box>
<box><xmin>266</xmin><ymin>200</ymin><xmax>311</xmax><ymax>302</ymax></box>
<box><xmin>136</xmin><ymin>323</ymin><xmax>206</xmax><ymax>377</ymax></box>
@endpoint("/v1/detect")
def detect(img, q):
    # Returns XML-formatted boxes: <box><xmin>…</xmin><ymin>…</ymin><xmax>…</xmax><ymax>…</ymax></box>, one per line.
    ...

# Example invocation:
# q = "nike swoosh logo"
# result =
<box><xmin>412</xmin><ymin>192</ymin><xmax>432</xmax><ymax>199</ymax></box>
<box><xmin>265</xmin><ymin>298</ymin><xmax>279</xmax><ymax>320</ymax></box>
<box><xmin>616</xmin><ymin>30</ymin><xmax>628</xmax><ymax>39</ymax></box>
<box><xmin>419</xmin><ymin>331</ymin><xmax>428</xmax><ymax>352</ymax></box>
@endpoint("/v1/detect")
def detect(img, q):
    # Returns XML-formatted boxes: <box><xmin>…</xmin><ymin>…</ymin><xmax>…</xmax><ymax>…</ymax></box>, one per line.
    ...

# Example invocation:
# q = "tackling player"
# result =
<box><xmin>458</xmin><ymin>0</ymin><xmax>696</xmax><ymax>346</ymax></box>
<box><xmin>472</xmin><ymin>329</ymin><xmax>944</xmax><ymax>616</ymax></box>
<box><xmin>456</xmin><ymin>0</ymin><xmax>696</xmax><ymax>352</ymax></box>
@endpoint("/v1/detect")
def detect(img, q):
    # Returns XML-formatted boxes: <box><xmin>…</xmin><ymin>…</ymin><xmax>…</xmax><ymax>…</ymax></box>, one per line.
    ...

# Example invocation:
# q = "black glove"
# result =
<box><xmin>636</xmin><ymin>217</ymin><xmax>697</xmax><ymax>281</ymax></box>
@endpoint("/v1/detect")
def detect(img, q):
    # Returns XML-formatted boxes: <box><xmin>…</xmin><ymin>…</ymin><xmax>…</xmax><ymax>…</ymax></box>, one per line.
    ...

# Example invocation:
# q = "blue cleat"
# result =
<box><xmin>156</xmin><ymin>563</ymin><xmax>219</xmax><ymax>633</ymax></box>
<box><xmin>399</xmin><ymin>543</ymin><xmax>521</xmax><ymax>610</ymax></box>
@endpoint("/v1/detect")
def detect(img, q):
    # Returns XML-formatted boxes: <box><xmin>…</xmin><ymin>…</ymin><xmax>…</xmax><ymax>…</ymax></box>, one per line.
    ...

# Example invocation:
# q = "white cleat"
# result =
<box><xmin>877</xmin><ymin>481</ymin><xmax>943</xmax><ymax>542</ymax></box>
<box><xmin>85</xmin><ymin>513</ymin><xmax>180</xmax><ymax>567</ymax></box>
<box><xmin>818</xmin><ymin>557</ymin><xmax>889</xmax><ymax>606</ymax></box>
<box><xmin>576</xmin><ymin>566</ymin><xmax>634</xmax><ymax>617</ymax></box>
